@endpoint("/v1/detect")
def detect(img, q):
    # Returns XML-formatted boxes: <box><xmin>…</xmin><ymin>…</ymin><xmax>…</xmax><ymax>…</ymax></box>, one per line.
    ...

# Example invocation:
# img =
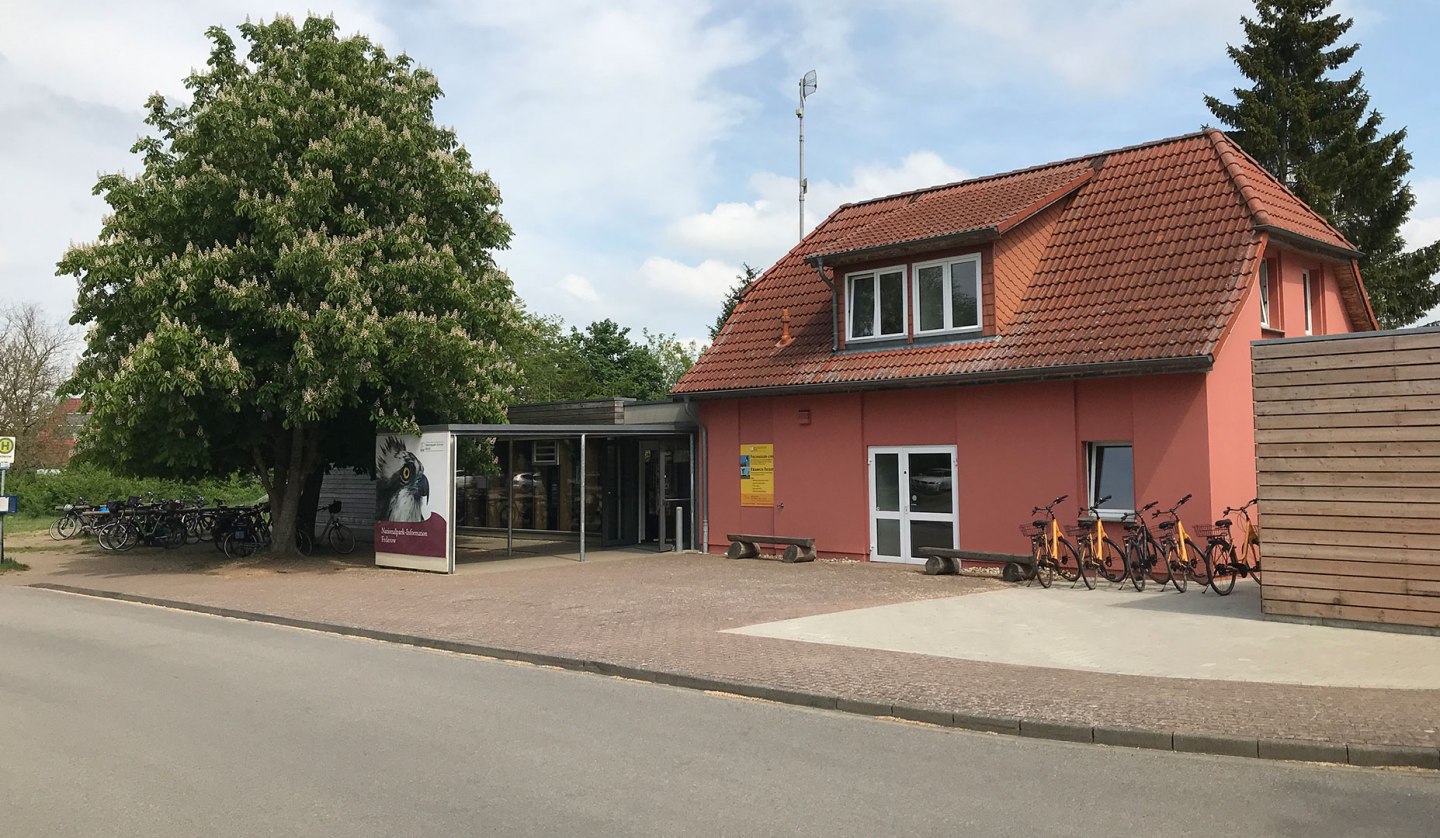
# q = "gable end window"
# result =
<box><xmin>1302</xmin><ymin>268</ymin><xmax>1313</xmax><ymax>335</ymax></box>
<box><xmin>847</xmin><ymin>267</ymin><xmax>907</xmax><ymax>341</ymax></box>
<box><xmin>913</xmin><ymin>254</ymin><xmax>982</xmax><ymax>335</ymax></box>
<box><xmin>1259</xmin><ymin>258</ymin><xmax>1281</xmax><ymax>330</ymax></box>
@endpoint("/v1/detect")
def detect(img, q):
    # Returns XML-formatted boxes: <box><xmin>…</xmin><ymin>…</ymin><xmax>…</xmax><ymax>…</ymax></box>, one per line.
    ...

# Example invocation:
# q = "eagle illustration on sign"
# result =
<box><xmin>376</xmin><ymin>435</ymin><xmax>430</xmax><ymax>522</ymax></box>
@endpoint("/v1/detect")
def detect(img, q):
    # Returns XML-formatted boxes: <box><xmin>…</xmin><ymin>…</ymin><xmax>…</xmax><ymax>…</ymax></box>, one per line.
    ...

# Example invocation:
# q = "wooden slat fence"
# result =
<box><xmin>1253</xmin><ymin>328</ymin><xmax>1440</xmax><ymax>631</ymax></box>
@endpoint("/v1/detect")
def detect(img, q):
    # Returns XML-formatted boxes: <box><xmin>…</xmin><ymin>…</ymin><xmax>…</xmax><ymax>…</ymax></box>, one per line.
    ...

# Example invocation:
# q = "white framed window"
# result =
<box><xmin>1302</xmin><ymin>268</ymin><xmax>1313</xmax><ymax>335</ymax></box>
<box><xmin>1086</xmin><ymin>442</ymin><xmax>1134</xmax><ymax>520</ymax></box>
<box><xmin>1258</xmin><ymin>260</ymin><xmax>1271</xmax><ymax>328</ymax></box>
<box><xmin>912</xmin><ymin>254</ymin><xmax>981</xmax><ymax>335</ymax></box>
<box><xmin>846</xmin><ymin>266</ymin><xmax>907</xmax><ymax>341</ymax></box>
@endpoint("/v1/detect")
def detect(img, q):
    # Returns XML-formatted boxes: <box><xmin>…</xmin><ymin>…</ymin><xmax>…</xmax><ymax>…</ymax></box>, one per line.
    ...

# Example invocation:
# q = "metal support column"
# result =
<box><xmin>506</xmin><ymin>440</ymin><xmax>514</xmax><ymax>556</ymax></box>
<box><xmin>688</xmin><ymin>432</ymin><xmax>696</xmax><ymax>552</ymax></box>
<box><xmin>578</xmin><ymin>433</ymin><xmax>587</xmax><ymax>562</ymax></box>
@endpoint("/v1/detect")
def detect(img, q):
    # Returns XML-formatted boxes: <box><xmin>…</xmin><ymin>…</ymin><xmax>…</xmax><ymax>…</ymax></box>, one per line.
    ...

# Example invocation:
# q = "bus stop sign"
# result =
<box><xmin>0</xmin><ymin>437</ymin><xmax>14</xmax><ymax>469</ymax></box>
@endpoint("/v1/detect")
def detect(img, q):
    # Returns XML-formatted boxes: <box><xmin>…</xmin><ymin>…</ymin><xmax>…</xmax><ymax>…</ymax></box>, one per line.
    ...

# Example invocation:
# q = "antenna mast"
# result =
<box><xmin>797</xmin><ymin>70</ymin><xmax>816</xmax><ymax>241</ymax></box>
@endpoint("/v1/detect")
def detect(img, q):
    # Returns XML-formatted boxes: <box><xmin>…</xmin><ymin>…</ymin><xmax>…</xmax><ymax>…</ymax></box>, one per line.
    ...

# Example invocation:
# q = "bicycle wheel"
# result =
<box><xmin>223</xmin><ymin>531</ymin><xmax>255</xmax><ymax>559</ymax></box>
<box><xmin>96</xmin><ymin>521</ymin><xmax>122</xmax><ymax>551</ymax></box>
<box><xmin>1098</xmin><ymin>537</ymin><xmax>1127</xmax><ymax>583</ymax></box>
<box><xmin>49</xmin><ymin>518</ymin><xmax>66</xmax><ymax>540</ymax></box>
<box><xmin>328</xmin><ymin>523</ymin><xmax>355</xmax><ymax>554</ymax></box>
<box><xmin>1184</xmin><ymin>539</ymin><xmax>1210</xmax><ymax>588</ymax></box>
<box><xmin>1076</xmin><ymin>540</ymin><xmax>1096</xmax><ymax>590</ymax></box>
<box><xmin>1127</xmin><ymin>539</ymin><xmax>1147</xmax><ymax>592</ymax></box>
<box><xmin>295</xmin><ymin>528</ymin><xmax>314</xmax><ymax>555</ymax></box>
<box><xmin>1032</xmin><ymin>542</ymin><xmax>1053</xmax><ymax>589</ymax></box>
<box><xmin>1055</xmin><ymin>538</ymin><xmax>1082</xmax><ymax>583</ymax></box>
<box><xmin>1207</xmin><ymin>542</ymin><xmax>1237</xmax><ymax>596</ymax></box>
<box><xmin>59</xmin><ymin>514</ymin><xmax>82</xmax><ymax>539</ymax></box>
<box><xmin>1164</xmin><ymin>542</ymin><xmax>1187</xmax><ymax>592</ymax></box>
<box><xmin>159</xmin><ymin>520</ymin><xmax>186</xmax><ymax>550</ymax></box>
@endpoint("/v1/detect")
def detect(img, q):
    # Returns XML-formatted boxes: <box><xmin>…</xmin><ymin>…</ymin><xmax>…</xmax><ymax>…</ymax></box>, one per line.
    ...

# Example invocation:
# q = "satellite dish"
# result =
<box><xmin>801</xmin><ymin>70</ymin><xmax>817</xmax><ymax>100</ymax></box>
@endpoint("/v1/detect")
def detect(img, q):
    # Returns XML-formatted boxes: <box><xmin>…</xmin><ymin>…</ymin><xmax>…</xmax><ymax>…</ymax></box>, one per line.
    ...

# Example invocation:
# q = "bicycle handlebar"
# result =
<box><xmin>1032</xmin><ymin>495</ymin><xmax>1070</xmax><ymax>516</ymax></box>
<box><xmin>1155</xmin><ymin>494</ymin><xmax>1193</xmax><ymax>519</ymax></box>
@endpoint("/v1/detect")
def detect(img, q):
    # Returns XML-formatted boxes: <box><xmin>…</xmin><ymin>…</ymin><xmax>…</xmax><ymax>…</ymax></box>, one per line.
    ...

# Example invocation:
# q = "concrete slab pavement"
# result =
<box><xmin>726</xmin><ymin>583</ymin><xmax>1440</xmax><ymax>689</ymax></box>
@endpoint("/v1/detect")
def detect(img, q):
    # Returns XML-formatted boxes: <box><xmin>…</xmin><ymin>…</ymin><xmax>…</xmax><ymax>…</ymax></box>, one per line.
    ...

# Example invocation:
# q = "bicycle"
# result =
<box><xmin>316</xmin><ymin>500</ymin><xmax>355</xmax><ymax>554</ymax></box>
<box><xmin>1022</xmin><ymin>495</ymin><xmax>1082</xmax><ymax>589</ymax></box>
<box><xmin>1122</xmin><ymin>500</ymin><xmax>1165</xmax><ymax>592</ymax></box>
<box><xmin>1154</xmin><ymin>494</ymin><xmax>1208</xmax><ymax>593</ymax></box>
<box><xmin>221</xmin><ymin>504</ymin><xmax>272</xmax><ymax>559</ymax></box>
<box><xmin>1203</xmin><ymin>498</ymin><xmax>1261</xmax><ymax>596</ymax></box>
<box><xmin>1074</xmin><ymin>496</ymin><xmax>1128</xmax><ymax>590</ymax></box>
<box><xmin>293</xmin><ymin>501</ymin><xmax>354</xmax><ymax>555</ymax></box>
<box><xmin>48</xmin><ymin>498</ymin><xmax>92</xmax><ymax>540</ymax></box>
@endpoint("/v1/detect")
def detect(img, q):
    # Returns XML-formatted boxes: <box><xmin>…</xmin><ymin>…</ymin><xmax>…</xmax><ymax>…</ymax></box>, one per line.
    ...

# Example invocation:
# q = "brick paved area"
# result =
<box><xmin>7</xmin><ymin>533</ymin><xmax>1438</xmax><ymax>749</ymax></box>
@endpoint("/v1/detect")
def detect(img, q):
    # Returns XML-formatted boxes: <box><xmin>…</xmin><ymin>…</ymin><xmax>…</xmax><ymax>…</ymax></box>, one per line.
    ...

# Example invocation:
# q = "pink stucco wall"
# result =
<box><xmin>695</xmin><ymin>242</ymin><xmax>1367</xmax><ymax>561</ymax></box>
<box><xmin>699</xmin><ymin>373</ymin><xmax>1213</xmax><ymax>561</ymax></box>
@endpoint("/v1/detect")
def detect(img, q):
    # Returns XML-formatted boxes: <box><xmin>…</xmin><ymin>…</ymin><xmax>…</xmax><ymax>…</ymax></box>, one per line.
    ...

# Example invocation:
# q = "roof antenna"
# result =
<box><xmin>797</xmin><ymin>69</ymin><xmax>817</xmax><ymax>241</ymax></box>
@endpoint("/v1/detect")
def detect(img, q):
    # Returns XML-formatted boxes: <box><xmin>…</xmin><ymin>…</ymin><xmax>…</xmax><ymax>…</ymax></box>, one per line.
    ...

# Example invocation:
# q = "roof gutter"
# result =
<box><xmin>1254</xmin><ymin>224</ymin><xmax>1363</xmax><ymax>260</ymax></box>
<box><xmin>674</xmin><ymin>354</ymin><xmax>1214</xmax><ymax>400</ymax></box>
<box><xmin>806</xmin><ymin>227</ymin><xmax>1000</xmax><ymax>268</ymax></box>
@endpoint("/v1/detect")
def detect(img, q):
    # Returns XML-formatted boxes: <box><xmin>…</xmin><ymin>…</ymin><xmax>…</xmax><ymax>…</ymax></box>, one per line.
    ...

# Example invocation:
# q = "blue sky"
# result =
<box><xmin>2</xmin><ymin>0</ymin><xmax>1438</xmax><ymax>347</ymax></box>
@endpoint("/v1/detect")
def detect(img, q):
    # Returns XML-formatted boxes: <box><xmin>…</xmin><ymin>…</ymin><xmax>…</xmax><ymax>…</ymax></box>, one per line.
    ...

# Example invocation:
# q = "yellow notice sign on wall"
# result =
<box><xmin>740</xmin><ymin>444</ymin><xmax>774</xmax><ymax>507</ymax></box>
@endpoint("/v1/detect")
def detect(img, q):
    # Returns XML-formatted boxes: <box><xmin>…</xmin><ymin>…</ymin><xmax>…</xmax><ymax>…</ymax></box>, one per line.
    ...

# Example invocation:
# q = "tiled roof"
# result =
<box><xmin>675</xmin><ymin>130</ymin><xmax>1372</xmax><ymax>396</ymax></box>
<box><xmin>810</xmin><ymin>160</ymin><xmax>1097</xmax><ymax>258</ymax></box>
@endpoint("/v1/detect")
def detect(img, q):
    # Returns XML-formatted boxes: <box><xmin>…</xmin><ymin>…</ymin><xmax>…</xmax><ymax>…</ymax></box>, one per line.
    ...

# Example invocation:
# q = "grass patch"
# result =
<box><xmin>0</xmin><ymin>558</ymin><xmax>30</xmax><ymax>573</ymax></box>
<box><xmin>2</xmin><ymin>515</ymin><xmax>54</xmax><ymax>535</ymax></box>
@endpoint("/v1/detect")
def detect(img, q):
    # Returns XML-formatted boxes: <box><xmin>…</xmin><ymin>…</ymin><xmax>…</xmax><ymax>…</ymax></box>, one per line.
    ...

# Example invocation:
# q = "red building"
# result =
<box><xmin>674</xmin><ymin>130</ymin><xmax>1376</xmax><ymax>563</ymax></box>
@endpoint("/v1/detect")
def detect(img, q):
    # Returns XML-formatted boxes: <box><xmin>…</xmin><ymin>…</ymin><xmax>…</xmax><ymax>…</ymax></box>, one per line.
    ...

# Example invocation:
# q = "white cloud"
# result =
<box><xmin>436</xmin><ymin>1</ymin><xmax>766</xmax><ymax>223</ymax></box>
<box><xmin>557</xmin><ymin>273</ymin><xmax>600</xmax><ymax>304</ymax></box>
<box><xmin>0</xmin><ymin>2</ymin><xmax>394</xmax><ymax>113</ymax></box>
<box><xmin>639</xmin><ymin>257</ymin><xmax>742</xmax><ymax>305</ymax></box>
<box><xmin>1403</xmin><ymin>178</ymin><xmax>1440</xmax><ymax>250</ymax></box>
<box><xmin>897</xmin><ymin>0</ymin><xmax>1252</xmax><ymax>95</ymax></box>
<box><xmin>669</xmin><ymin>151</ymin><xmax>969</xmax><ymax>264</ymax></box>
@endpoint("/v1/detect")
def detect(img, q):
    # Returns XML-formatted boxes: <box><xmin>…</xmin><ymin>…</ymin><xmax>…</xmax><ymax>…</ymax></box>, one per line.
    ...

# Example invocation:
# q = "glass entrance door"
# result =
<box><xmin>868</xmin><ymin>446</ymin><xmax>957</xmax><ymax>564</ymax></box>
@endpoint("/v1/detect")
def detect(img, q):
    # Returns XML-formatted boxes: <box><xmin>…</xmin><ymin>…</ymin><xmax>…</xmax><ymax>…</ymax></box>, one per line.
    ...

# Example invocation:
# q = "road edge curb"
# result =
<box><xmin>29</xmin><ymin>582</ymin><xmax>1439</xmax><ymax>771</ymax></box>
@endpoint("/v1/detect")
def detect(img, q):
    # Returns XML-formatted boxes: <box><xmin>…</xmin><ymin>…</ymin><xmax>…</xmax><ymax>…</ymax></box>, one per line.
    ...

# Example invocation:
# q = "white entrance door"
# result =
<box><xmin>868</xmin><ymin>446</ymin><xmax>958</xmax><ymax>564</ymax></box>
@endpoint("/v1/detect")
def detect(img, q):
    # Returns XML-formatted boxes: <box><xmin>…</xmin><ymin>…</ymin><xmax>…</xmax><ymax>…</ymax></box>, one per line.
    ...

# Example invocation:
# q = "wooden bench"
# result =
<box><xmin>918</xmin><ymin>548</ymin><xmax>1033</xmax><ymax>582</ymax></box>
<box><xmin>725</xmin><ymin>533</ymin><xmax>816</xmax><ymax>563</ymax></box>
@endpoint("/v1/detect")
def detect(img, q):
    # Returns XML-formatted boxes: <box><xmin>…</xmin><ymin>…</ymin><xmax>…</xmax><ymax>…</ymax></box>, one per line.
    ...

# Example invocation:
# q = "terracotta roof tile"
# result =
<box><xmin>676</xmin><ymin>131</ymin><xmax>1370</xmax><ymax>396</ymax></box>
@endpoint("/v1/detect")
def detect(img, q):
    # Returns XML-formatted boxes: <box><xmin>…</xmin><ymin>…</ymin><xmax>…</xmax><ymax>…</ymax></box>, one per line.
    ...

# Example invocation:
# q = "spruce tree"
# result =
<box><xmin>1205</xmin><ymin>0</ymin><xmax>1440</xmax><ymax>327</ymax></box>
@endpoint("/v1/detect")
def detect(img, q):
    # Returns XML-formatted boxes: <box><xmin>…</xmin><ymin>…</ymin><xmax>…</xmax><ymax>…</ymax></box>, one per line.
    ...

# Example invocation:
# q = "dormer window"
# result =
<box><xmin>914</xmin><ymin>254</ymin><xmax>981</xmax><ymax>335</ymax></box>
<box><xmin>847</xmin><ymin>266</ymin><xmax>907</xmax><ymax>341</ymax></box>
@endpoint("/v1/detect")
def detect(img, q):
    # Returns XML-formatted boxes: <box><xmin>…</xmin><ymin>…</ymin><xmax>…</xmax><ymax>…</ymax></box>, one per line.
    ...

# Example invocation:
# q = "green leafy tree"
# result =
<box><xmin>1204</xmin><ymin>0</ymin><xmax>1440</xmax><ymax>327</ymax></box>
<box><xmin>511</xmin><ymin>315</ymin><xmax>695</xmax><ymax>402</ymax></box>
<box><xmin>709</xmin><ymin>263</ymin><xmax>758</xmax><ymax>340</ymax></box>
<box><xmin>643</xmin><ymin>329</ymin><xmax>698</xmax><ymax>395</ymax></box>
<box><xmin>568</xmin><ymin>319</ymin><xmax>666</xmax><ymax>400</ymax></box>
<box><xmin>60</xmin><ymin>16</ymin><xmax>522</xmax><ymax>553</ymax></box>
<box><xmin>511</xmin><ymin>311</ymin><xmax>580</xmax><ymax>403</ymax></box>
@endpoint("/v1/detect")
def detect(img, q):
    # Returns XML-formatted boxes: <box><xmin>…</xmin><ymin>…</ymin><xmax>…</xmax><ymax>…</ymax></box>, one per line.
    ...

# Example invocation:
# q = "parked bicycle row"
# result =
<box><xmin>48</xmin><ymin>496</ymin><xmax>356</xmax><ymax>558</ymax></box>
<box><xmin>1022</xmin><ymin>494</ymin><xmax>1261</xmax><ymax>595</ymax></box>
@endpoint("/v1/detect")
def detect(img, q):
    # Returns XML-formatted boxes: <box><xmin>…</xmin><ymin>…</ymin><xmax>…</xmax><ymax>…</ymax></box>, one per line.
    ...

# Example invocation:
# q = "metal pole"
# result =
<box><xmin>579</xmin><ymin>433</ymin><xmax>586</xmax><ymax>562</ymax></box>
<box><xmin>688</xmin><ymin>432</ymin><xmax>696</xmax><ymax>552</ymax></box>
<box><xmin>797</xmin><ymin>80</ymin><xmax>806</xmax><ymax>241</ymax></box>
<box><xmin>506</xmin><ymin>440</ymin><xmax>514</xmax><ymax>556</ymax></box>
<box><xmin>675</xmin><ymin>504</ymin><xmax>683</xmax><ymax>553</ymax></box>
<box><xmin>1</xmin><ymin>467</ymin><xmax>7</xmax><ymax>563</ymax></box>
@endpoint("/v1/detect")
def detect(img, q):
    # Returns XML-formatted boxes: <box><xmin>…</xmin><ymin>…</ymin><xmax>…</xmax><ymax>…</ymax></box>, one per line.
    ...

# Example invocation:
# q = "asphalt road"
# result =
<box><xmin>1</xmin><ymin>588</ymin><xmax>1435</xmax><ymax>837</ymax></box>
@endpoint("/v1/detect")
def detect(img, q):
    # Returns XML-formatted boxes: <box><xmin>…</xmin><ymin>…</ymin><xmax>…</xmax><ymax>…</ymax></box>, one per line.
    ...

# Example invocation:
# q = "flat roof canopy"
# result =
<box><xmin>421</xmin><ymin>423</ymin><xmax>694</xmax><ymax>441</ymax></box>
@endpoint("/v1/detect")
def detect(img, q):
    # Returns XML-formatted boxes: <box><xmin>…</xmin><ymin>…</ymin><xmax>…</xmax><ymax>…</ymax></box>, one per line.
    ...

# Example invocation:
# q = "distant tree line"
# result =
<box><xmin>511</xmin><ymin>313</ymin><xmax>696</xmax><ymax>404</ymax></box>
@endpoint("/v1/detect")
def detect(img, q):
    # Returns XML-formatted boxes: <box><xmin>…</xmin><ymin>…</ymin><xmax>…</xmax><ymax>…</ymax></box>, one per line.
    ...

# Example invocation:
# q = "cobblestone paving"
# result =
<box><xmin>8</xmin><ymin>535</ymin><xmax>1438</xmax><ymax>748</ymax></box>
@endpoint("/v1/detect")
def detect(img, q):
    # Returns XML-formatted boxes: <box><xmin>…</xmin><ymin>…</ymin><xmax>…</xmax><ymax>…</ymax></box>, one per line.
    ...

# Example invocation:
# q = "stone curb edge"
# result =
<box><xmin>30</xmin><ymin>583</ymin><xmax>1440</xmax><ymax>772</ymax></box>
